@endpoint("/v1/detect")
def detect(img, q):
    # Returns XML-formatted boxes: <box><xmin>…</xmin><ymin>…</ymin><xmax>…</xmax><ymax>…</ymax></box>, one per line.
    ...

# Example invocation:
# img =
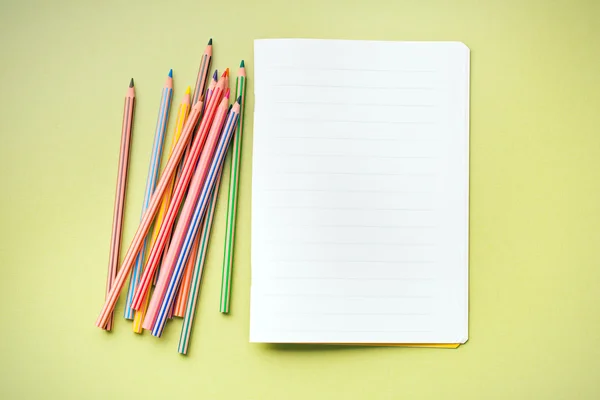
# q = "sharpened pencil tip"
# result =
<box><xmin>240</xmin><ymin>60</ymin><xmax>245</xmax><ymax>68</ymax></box>
<box><xmin>185</xmin><ymin>86</ymin><xmax>191</xmax><ymax>95</ymax></box>
<box><xmin>224</xmin><ymin>88</ymin><xmax>231</xmax><ymax>99</ymax></box>
<box><xmin>129</xmin><ymin>78</ymin><xmax>134</xmax><ymax>87</ymax></box>
<box><xmin>168</xmin><ymin>69</ymin><xmax>173</xmax><ymax>78</ymax></box>
<box><xmin>225</xmin><ymin>68</ymin><xmax>230</xmax><ymax>77</ymax></box>
<box><xmin>236</xmin><ymin>96</ymin><xmax>242</xmax><ymax>104</ymax></box>
<box><xmin>208</xmin><ymin>38</ymin><xmax>213</xmax><ymax>45</ymax></box>
<box><xmin>212</xmin><ymin>70</ymin><xmax>218</xmax><ymax>80</ymax></box>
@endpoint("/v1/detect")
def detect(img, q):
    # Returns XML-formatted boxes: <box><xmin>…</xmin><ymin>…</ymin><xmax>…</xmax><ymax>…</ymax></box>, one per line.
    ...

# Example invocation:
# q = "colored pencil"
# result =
<box><xmin>171</xmin><ymin>68</ymin><xmax>218</xmax><ymax>318</ymax></box>
<box><xmin>142</xmin><ymin>91</ymin><xmax>231</xmax><ymax>331</ymax></box>
<box><xmin>104</xmin><ymin>78</ymin><xmax>135</xmax><ymax>331</ymax></box>
<box><xmin>95</xmin><ymin>99</ymin><xmax>203</xmax><ymax>329</ymax></box>
<box><xmin>173</xmin><ymin>233</ymin><xmax>200</xmax><ymax>317</ymax></box>
<box><xmin>224</xmin><ymin>68</ymin><xmax>230</xmax><ymax>91</ymax></box>
<box><xmin>124</xmin><ymin>70</ymin><xmax>173</xmax><ymax>319</ymax></box>
<box><xmin>154</xmin><ymin>97</ymin><xmax>198</xmax><ymax>287</ymax></box>
<box><xmin>207</xmin><ymin>70</ymin><xmax>218</xmax><ymax>95</ymax></box>
<box><xmin>132</xmin><ymin>87</ymin><xmax>191</xmax><ymax>333</ymax></box>
<box><xmin>178</xmin><ymin>168</ymin><xmax>223</xmax><ymax>354</ymax></box>
<box><xmin>202</xmin><ymin>70</ymin><xmax>218</xmax><ymax>114</ymax></box>
<box><xmin>152</xmin><ymin>99</ymin><xmax>241</xmax><ymax>337</ymax></box>
<box><xmin>192</xmin><ymin>39</ymin><xmax>213</xmax><ymax>106</ymax></box>
<box><xmin>220</xmin><ymin>61</ymin><xmax>247</xmax><ymax>313</ymax></box>
<box><xmin>130</xmin><ymin>72</ymin><xmax>228</xmax><ymax>313</ymax></box>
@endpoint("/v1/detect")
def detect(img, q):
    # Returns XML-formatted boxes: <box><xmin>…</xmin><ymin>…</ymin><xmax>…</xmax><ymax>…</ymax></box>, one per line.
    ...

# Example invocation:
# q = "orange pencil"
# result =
<box><xmin>173</xmin><ymin>233</ymin><xmax>200</xmax><ymax>317</ymax></box>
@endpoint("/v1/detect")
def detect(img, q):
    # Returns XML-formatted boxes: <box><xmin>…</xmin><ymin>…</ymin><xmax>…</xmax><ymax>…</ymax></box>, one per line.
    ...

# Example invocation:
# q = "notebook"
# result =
<box><xmin>250</xmin><ymin>39</ymin><xmax>469</xmax><ymax>346</ymax></box>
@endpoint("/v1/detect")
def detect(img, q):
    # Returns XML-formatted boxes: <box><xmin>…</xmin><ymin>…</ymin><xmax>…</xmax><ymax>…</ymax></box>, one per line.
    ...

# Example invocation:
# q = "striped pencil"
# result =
<box><xmin>201</xmin><ymin>70</ymin><xmax>218</xmax><ymax>115</ymax></box>
<box><xmin>152</xmin><ymin>99</ymin><xmax>241</xmax><ymax>337</ymax></box>
<box><xmin>124</xmin><ymin>70</ymin><xmax>173</xmax><ymax>319</ymax></box>
<box><xmin>104</xmin><ymin>78</ymin><xmax>135</xmax><ymax>331</ymax></box>
<box><xmin>178</xmin><ymin>168</ymin><xmax>223</xmax><ymax>354</ymax></box>
<box><xmin>192</xmin><ymin>39</ymin><xmax>213</xmax><ymax>106</ymax></box>
<box><xmin>95</xmin><ymin>99</ymin><xmax>203</xmax><ymax>329</ymax></box>
<box><xmin>152</xmin><ymin>73</ymin><xmax>209</xmax><ymax>285</ymax></box>
<box><xmin>149</xmin><ymin>87</ymin><xmax>192</xmax><ymax>306</ymax></box>
<box><xmin>158</xmin><ymin>63</ymin><xmax>212</xmax><ymax>289</ymax></box>
<box><xmin>130</xmin><ymin>72</ymin><xmax>228</xmax><ymax>313</ymax></box>
<box><xmin>154</xmin><ymin>86</ymin><xmax>200</xmax><ymax>287</ymax></box>
<box><xmin>132</xmin><ymin>87</ymin><xmax>191</xmax><ymax>333</ymax></box>
<box><xmin>173</xmin><ymin>232</ymin><xmax>200</xmax><ymax>317</ymax></box>
<box><xmin>171</xmin><ymin>70</ymin><xmax>224</xmax><ymax>318</ymax></box>
<box><xmin>220</xmin><ymin>61</ymin><xmax>247</xmax><ymax>313</ymax></box>
<box><xmin>170</xmin><ymin>69</ymin><xmax>225</xmax><ymax>319</ymax></box>
<box><xmin>142</xmin><ymin>92</ymin><xmax>231</xmax><ymax>331</ymax></box>
<box><xmin>207</xmin><ymin>70</ymin><xmax>218</xmax><ymax>98</ymax></box>
<box><xmin>158</xmin><ymin>41</ymin><xmax>211</xmax><ymax>293</ymax></box>
<box><xmin>223</xmin><ymin>68</ymin><xmax>230</xmax><ymax>91</ymax></box>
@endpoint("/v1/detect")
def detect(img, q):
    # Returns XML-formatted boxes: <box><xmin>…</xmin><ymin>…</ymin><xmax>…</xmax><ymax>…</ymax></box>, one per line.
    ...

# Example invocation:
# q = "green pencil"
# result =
<box><xmin>220</xmin><ymin>61</ymin><xmax>247</xmax><ymax>313</ymax></box>
<box><xmin>178</xmin><ymin>169</ymin><xmax>223</xmax><ymax>355</ymax></box>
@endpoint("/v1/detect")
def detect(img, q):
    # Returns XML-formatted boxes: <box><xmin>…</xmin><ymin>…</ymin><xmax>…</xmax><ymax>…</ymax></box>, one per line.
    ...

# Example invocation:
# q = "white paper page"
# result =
<box><xmin>251</xmin><ymin>39</ymin><xmax>469</xmax><ymax>344</ymax></box>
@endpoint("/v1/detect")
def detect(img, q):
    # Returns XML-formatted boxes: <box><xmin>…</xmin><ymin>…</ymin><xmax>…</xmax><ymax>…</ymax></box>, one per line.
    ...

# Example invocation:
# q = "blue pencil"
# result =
<box><xmin>124</xmin><ymin>70</ymin><xmax>173</xmax><ymax>319</ymax></box>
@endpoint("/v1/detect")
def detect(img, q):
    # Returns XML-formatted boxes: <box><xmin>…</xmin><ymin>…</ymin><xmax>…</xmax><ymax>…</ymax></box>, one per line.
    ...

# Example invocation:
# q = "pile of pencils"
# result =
<box><xmin>96</xmin><ymin>39</ymin><xmax>247</xmax><ymax>355</ymax></box>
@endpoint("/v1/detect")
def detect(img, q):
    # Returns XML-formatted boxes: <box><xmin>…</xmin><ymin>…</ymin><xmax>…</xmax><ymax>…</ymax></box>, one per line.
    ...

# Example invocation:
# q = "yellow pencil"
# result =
<box><xmin>133</xmin><ymin>87</ymin><xmax>192</xmax><ymax>333</ymax></box>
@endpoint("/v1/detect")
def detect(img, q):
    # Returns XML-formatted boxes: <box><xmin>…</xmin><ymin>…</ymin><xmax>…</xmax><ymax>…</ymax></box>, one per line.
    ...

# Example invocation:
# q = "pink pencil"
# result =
<box><xmin>142</xmin><ymin>91</ymin><xmax>231</xmax><ymax>331</ymax></box>
<box><xmin>104</xmin><ymin>78</ymin><xmax>135</xmax><ymax>331</ymax></box>
<box><xmin>95</xmin><ymin>99</ymin><xmax>203</xmax><ymax>329</ymax></box>
<box><xmin>130</xmin><ymin>71</ymin><xmax>229</xmax><ymax>312</ymax></box>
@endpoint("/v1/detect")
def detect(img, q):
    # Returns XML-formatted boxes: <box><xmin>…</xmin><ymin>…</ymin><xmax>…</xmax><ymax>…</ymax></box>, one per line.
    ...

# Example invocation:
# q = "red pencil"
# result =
<box><xmin>104</xmin><ymin>78</ymin><xmax>135</xmax><ymax>331</ymax></box>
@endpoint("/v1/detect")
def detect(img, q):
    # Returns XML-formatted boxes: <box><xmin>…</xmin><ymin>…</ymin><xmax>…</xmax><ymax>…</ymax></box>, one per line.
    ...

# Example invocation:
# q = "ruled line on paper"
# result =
<box><xmin>271</xmin><ymin>117</ymin><xmax>436</xmax><ymax>125</ymax></box>
<box><xmin>262</xmin><ymin>171</ymin><xmax>435</xmax><ymax>177</ymax></box>
<box><xmin>265</xmin><ymin>66</ymin><xmax>437</xmax><ymax>73</ymax></box>
<box><xmin>258</xmin><ymin>154</ymin><xmax>436</xmax><ymax>160</ymax></box>
<box><xmin>263</xmin><ymin>241</ymin><xmax>435</xmax><ymax>246</ymax></box>
<box><xmin>261</xmin><ymin>259</ymin><xmax>436</xmax><ymax>264</ymax></box>
<box><xmin>257</xmin><ymin>205</ymin><xmax>433</xmax><ymax>211</ymax></box>
<box><xmin>267</xmin><ymin>277</ymin><xmax>437</xmax><ymax>281</ymax></box>
<box><xmin>271</xmin><ymin>312</ymin><xmax>430</xmax><ymax>316</ymax></box>
<box><xmin>261</xmin><ymin>188</ymin><xmax>433</xmax><ymax>194</ymax></box>
<box><xmin>260</xmin><ymin>293</ymin><xmax>433</xmax><ymax>299</ymax></box>
<box><xmin>266</xmin><ymin>329</ymin><xmax>434</xmax><ymax>333</ymax></box>
<box><xmin>260</xmin><ymin>224</ymin><xmax>437</xmax><ymax>229</ymax></box>
<box><xmin>268</xmin><ymin>101</ymin><xmax>436</xmax><ymax>107</ymax></box>
<box><xmin>270</xmin><ymin>84</ymin><xmax>435</xmax><ymax>90</ymax></box>
<box><xmin>268</xmin><ymin>136</ymin><xmax>436</xmax><ymax>142</ymax></box>
<box><xmin>268</xmin><ymin>136</ymin><xmax>434</xmax><ymax>142</ymax></box>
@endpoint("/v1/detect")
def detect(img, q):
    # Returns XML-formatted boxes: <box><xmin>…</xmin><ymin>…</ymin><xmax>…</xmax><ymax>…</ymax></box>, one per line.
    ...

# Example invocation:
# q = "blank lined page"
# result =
<box><xmin>251</xmin><ymin>39</ymin><xmax>469</xmax><ymax>344</ymax></box>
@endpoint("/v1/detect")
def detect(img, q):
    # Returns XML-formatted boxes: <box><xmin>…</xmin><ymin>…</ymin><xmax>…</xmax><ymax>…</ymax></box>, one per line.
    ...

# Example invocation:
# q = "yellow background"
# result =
<box><xmin>1</xmin><ymin>0</ymin><xmax>599</xmax><ymax>398</ymax></box>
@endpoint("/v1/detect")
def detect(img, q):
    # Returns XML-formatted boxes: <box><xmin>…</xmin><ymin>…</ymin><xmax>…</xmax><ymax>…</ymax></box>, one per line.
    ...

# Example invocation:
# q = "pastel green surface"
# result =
<box><xmin>1</xmin><ymin>0</ymin><xmax>599</xmax><ymax>399</ymax></box>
